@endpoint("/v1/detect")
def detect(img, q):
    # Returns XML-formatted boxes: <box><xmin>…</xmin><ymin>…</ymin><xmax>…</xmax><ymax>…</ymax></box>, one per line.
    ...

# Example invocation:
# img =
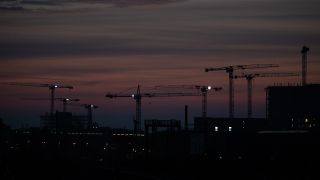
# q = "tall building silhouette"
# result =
<box><xmin>266</xmin><ymin>84</ymin><xmax>320</xmax><ymax>130</ymax></box>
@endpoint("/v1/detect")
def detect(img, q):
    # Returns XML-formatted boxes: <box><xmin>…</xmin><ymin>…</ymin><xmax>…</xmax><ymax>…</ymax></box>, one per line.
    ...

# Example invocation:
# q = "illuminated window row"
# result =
<box><xmin>214</xmin><ymin>126</ymin><xmax>232</xmax><ymax>132</ymax></box>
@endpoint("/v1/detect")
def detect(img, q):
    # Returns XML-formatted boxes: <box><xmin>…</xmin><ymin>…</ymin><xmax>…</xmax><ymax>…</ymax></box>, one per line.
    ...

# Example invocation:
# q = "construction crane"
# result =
<box><xmin>82</xmin><ymin>104</ymin><xmax>98</xmax><ymax>129</ymax></box>
<box><xmin>233</xmin><ymin>72</ymin><xmax>299</xmax><ymax>118</ymax></box>
<box><xmin>106</xmin><ymin>85</ymin><xmax>216</xmax><ymax>132</ymax></box>
<box><xmin>154</xmin><ymin>85</ymin><xmax>222</xmax><ymax>117</ymax></box>
<box><xmin>205</xmin><ymin>64</ymin><xmax>279</xmax><ymax>118</ymax></box>
<box><xmin>56</xmin><ymin>98</ymin><xmax>80</xmax><ymax>112</ymax></box>
<box><xmin>301</xmin><ymin>46</ymin><xmax>310</xmax><ymax>86</ymax></box>
<box><xmin>1</xmin><ymin>82</ymin><xmax>73</xmax><ymax>115</ymax></box>
<box><xmin>66</xmin><ymin>103</ymin><xmax>99</xmax><ymax>129</ymax></box>
<box><xmin>21</xmin><ymin>97</ymin><xmax>79</xmax><ymax>113</ymax></box>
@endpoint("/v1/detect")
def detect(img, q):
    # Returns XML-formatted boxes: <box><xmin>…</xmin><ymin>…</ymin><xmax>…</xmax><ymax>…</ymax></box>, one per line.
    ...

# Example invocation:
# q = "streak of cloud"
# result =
<box><xmin>0</xmin><ymin>0</ymin><xmax>186</xmax><ymax>11</ymax></box>
<box><xmin>1</xmin><ymin>0</ymin><xmax>320</xmax><ymax>60</ymax></box>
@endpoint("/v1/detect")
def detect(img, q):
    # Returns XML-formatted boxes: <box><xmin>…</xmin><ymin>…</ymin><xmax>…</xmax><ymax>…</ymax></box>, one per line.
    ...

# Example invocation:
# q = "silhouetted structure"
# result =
<box><xmin>145</xmin><ymin>119</ymin><xmax>181</xmax><ymax>133</ymax></box>
<box><xmin>266</xmin><ymin>84</ymin><xmax>320</xmax><ymax>130</ymax></box>
<box><xmin>40</xmin><ymin>111</ymin><xmax>88</xmax><ymax>131</ymax></box>
<box><xmin>82</xmin><ymin>104</ymin><xmax>98</xmax><ymax>129</ymax></box>
<box><xmin>233</xmin><ymin>72</ymin><xmax>298</xmax><ymax>118</ymax></box>
<box><xmin>194</xmin><ymin>117</ymin><xmax>267</xmax><ymax>133</ymax></box>
<box><xmin>205</xmin><ymin>64</ymin><xmax>279</xmax><ymax>118</ymax></box>
<box><xmin>301</xmin><ymin>46</ymin><xmax>310</xmax><ymax>85</ymax></box>
<box><xmin>185</xmin><ymin>105</ymin><xmax>189</xmax><ymax>130</ymax></box>
<box><xmin>56</xmin><ymin>98</ymin><xmax>80</xmax><ymax>112</ymax></box>
<box><xmin>106</xmin><ymin>85</ymin><xmax>213</xmax><ymax>133</ymax></box>
<box><xmin>1</xmin><ymin>83</ymin><xmax>73</xmax><ymax>115</ymax></box>
<box><xmin>154</xmin><ymin>85</ymin><xmax>222</xmax><ymax>118</ymax></box>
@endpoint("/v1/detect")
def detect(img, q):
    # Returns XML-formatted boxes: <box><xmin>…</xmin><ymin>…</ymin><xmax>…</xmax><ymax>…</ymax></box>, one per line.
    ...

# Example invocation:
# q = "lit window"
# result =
<box><xmin>214</xmin><ymin>126</ymin><xmax>218</xmax><ymax>132</ymax></box>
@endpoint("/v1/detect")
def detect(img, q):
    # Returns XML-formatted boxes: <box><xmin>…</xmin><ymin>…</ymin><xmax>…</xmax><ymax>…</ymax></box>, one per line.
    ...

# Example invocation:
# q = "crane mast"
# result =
<box><xmin>1</xmin><ymin>82</ymin><xmax>73</xmax><ymax>115</ymax></box>
<box><xmin>56</xmin><ymin>98</ymin><xmax>80</xmax><ymax>112</ymax></box>
<box><xmin>82</xmin><ymin>104</ymin><xmax>98</xmax><ymax>129</ymax></box>
<box><xmin>134</xmin><ymin>85</ymin><xmax>142</xmax><ymax>132</ymax></box>
<box><xmin>234</xmin><ymin>72</ymin><xmax>299</xmax><ymax>118</ymax></box>
<box><xmin>247</xmin><ymin>75</ymin><xmax>253</xmax><ymax>119</ymax></box>
<box><xmin>202</xmin><ymin>89</ymin><xmax>207</xmax><ymax>117</ymax></box>
<box><xmin>154</xmin><ymin>85</ymin><xmax>222</xmax><ymax>118</ymax></box>
<box><xmin>65</xmin><ymin>103</ymin><xmax>99</xmax><ymax>129</ymax></box>
<box><xmin>301</xmin><ymin>46</ymin><xmax>310</xmax><ymax>86</ymax></box>
<box><xmin>106</xmin><ymin>85</ymin><xmax>144</xmax><ymax>132</ymax></box>
<box><xmin>22</xmin><ymin>97</ymin><xmax>79</xmax><ymax>113</ymax></box>
<box><xmin>227</xmin><ymin>68</ymin><xmax>234</xmax><ymax>119</ymax></box>
<box><xmin>205</xmin><ymin>64</ymin><xmax>278</xmax><ymax>118</ymax></box>
<box><xmin>106</xmin><ymin>85</ymin><xmax>221</xmax><ymax>132</ymax></box>
<box><xmin>47</xmin><ymin>84</ymin><xmax>73</xmax><ymax>115</ymax></box>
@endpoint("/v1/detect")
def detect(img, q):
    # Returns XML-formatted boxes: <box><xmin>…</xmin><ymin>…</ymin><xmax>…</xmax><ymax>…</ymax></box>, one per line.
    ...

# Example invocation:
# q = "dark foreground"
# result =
<box><xmin>1</xmin><ymin>157</ymin><xmax>319</xmax><ymax>180</ymax></box>
<box><xmin>1</xmin><ymin>143</ymin><xmax>319</xmax><ymax>180</ymax></box>
<box><xmin>1</xmin><ymin>129</ymin><xmax>320</xmax><ymax>179</ymax></box>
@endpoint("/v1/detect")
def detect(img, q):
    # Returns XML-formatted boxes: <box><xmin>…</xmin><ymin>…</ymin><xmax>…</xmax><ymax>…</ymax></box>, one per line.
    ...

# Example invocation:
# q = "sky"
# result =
<box><xmin>0</xmin><ymin>0</ymin><xmax>320</xmax><ymax>129</ymax></box>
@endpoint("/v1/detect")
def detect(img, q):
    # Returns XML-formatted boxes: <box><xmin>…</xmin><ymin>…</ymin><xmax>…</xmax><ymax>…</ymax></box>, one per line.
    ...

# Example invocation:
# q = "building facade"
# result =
<box><xmin>266</xmin><ymin>84</ymin><xmax>320</xmax><ymax>130</ymax></box>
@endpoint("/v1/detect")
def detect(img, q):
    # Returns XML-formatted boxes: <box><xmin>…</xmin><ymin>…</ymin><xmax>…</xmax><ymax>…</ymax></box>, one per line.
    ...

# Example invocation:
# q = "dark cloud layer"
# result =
<box><xmin>1</xmin><ymin>0</ymin><xmax>319</xmax><ymax>59</ymax></box>
<box><xmin>1</xmin><ymin>24</ymin><xmax>319</xmax><ymax>59</ymax></box>
<box><xmin>0</xmin><ymin>0</ymin><xmax>185</xmax><ymax>10</ymax></box>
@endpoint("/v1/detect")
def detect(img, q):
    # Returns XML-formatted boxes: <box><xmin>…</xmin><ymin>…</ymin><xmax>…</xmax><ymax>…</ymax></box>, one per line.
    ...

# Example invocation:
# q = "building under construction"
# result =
<box><xmin>194</xmin><ymin>117</ymin><xmax>267</xmax><ymax>133</ymax></box>
<box><xmin>266</xmin><ymin>84</ymin><xmax>320</xmax><ymax>130</ymax></box>
<box><xmin>40</xmin><ymin>111</ymin><xmax>88</xmax><ymax>131</ymax></box>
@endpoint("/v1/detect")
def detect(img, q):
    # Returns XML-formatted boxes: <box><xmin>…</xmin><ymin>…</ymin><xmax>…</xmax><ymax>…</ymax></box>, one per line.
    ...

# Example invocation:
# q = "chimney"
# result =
<box><xmin>185</xmin><ymin>105</ymin><xmax>188</xmax><ymax>131</ymax></box>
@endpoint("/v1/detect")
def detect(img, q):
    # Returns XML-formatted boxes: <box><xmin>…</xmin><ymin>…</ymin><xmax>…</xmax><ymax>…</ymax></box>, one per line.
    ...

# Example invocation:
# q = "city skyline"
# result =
<box><xmin>1</xmin><ymin>0</ymin><xmax>320</xmax><ymax>128</ymax></box>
